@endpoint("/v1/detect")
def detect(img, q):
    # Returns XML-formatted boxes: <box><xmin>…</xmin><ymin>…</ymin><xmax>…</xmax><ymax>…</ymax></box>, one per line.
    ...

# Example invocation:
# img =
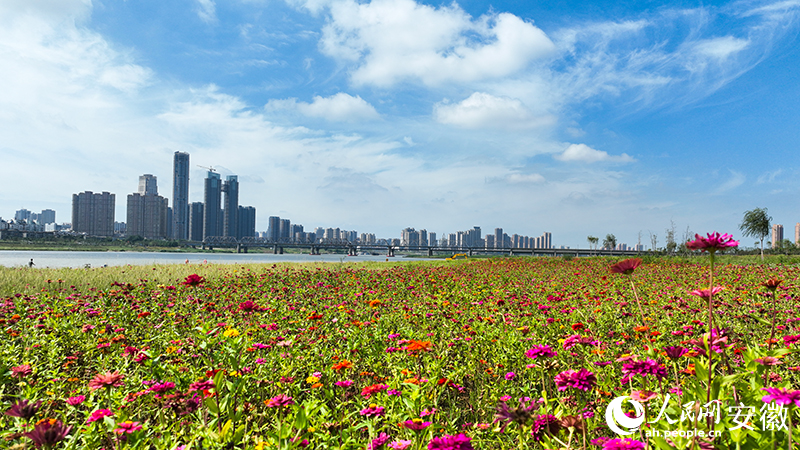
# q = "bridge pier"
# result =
<box><xmin>273</xmin><ymin>245</ymin><xmax>278</xmax><ymax>254</ymax></box>
<box><xmin>468</xmin><ymin>248</ymin><xmax>473</xmax><ymax>256</ymax></box>
<box><xmin>387</xmin><ymin>246</ymin><xmax>394</xmax><ymax>257</ymax></box>
<box><xmin>311</xmin><ymin>246</ymin><xmax>319</xmax><ymax>255</ymax></box>
<box><xmin>279</xmin><ymin>246</ymin><xmax>284</xmax><ymax>255</ymax></box>
<box><xmin>428</xmin><ymin>247</ymin><xmax>433</xmax><ymax>257</ymax></box>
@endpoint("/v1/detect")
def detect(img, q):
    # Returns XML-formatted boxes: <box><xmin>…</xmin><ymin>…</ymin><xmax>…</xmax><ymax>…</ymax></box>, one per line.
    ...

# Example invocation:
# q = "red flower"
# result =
<box><xmin>609</xmin><ymin>258</ymin><xmax>642</xmax><ymax>275</ymax></box>
<box><xmin>762</xmin><ymin>279</ymin><xmax>782</xmax><ymax>291</ymax></box>
<box><xmin>181</xmin><ymin>274</ymin><xmax>205</xmax><ymax>287</ymax></box>
<box><xmin>238</xmin><ymin>300</ymin><xmax>259</xmax><ymax>312</ymax></box>
<box><xmin>571</xmin><ymin>323</ymin><xmax>584</xmax><ymax>331</ymax></box>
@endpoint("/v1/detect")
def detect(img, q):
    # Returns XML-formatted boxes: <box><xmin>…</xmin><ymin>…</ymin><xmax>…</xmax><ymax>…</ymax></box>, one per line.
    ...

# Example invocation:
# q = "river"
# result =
<box><xmin>0</xmin><ymin>250</ymin><xmax>418</xmax><ymax>268</ymax></box>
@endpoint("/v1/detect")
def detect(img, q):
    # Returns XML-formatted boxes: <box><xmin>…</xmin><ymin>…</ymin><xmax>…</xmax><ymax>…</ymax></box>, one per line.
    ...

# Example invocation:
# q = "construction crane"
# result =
<box><xmin>197</xmin><ymin>165</ymin><xmax>217</xmax><ymax>173</ymax></box>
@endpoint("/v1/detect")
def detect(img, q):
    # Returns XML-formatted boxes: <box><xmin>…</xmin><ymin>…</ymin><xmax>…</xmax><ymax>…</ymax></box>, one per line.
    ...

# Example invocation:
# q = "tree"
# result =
<box><xmin>740</xmin><ymin>207</ymin><xmax>771</xmax><ymax>260</ymax></box>
<box><xmin>587</xmin><ymin>236</ymin><xmax>598</xmax><ymax>255</ymax></box>
<box><xmin>603</xmin><ymin>234</ymin><xmax>617</xmax><ymax>250</ymax></box>
<box><xmin>648</xmin><ymin>231</ymin><xmax>658</xmax><ymax>252</ymax></box>
<box><xmin>665</xmin><ymin>220</ymin><xmax>677</xmax><ymax>255</ymax></box>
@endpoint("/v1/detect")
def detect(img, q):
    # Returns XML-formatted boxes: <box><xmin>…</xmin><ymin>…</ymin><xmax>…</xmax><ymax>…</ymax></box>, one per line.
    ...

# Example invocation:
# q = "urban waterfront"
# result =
<box><xmin>0</xmin><ymin>250</ymin><xmax>421</xmax><ymax>269</ymax></box>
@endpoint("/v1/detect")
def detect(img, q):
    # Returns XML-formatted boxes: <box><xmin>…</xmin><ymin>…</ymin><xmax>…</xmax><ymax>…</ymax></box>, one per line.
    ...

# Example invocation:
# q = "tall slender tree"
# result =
<box><xmin>739</xmin><ymin>207</ymin><xmax>771</xmax><ymax>260</ymax></box>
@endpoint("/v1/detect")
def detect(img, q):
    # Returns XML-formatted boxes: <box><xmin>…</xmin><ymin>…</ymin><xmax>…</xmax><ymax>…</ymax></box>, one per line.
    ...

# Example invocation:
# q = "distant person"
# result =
<box><xmin>28</xmin><ymin>259</ymin><xmax>34</xmax><ymax>268</ymax></box>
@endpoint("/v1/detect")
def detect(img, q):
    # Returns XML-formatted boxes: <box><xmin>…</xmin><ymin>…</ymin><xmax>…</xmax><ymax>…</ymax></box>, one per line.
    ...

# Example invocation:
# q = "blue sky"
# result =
<box><xmin>2</xmin><ymin>0</ymin><xmax>800</xmax><ymax>248</ymax></box>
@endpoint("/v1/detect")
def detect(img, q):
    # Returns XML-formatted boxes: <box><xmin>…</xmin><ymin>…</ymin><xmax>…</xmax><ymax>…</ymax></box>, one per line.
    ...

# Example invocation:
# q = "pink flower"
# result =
<box><xmin>689</xmin><ymin>287</ymin><xmax>724</xmax><ymax>299</ymax></box>
<box><xmin>389</xmin><ymin>441</ymin><xmax>413</xmax><ymax>450</ymax></box>
<box><xmin>360</xmin><ymin>404</ymin><xmax>386</xmax><ymax>417</ymax></box>
<box><xmin>525</xmin><ymin>345</ymin><xmax>557</xmax><ymax>359</ymax></box>
<box><xmin>401</xmin><ymin>419</ymin><xmax>432</xmax><ymax>430</ymax></box>
<box><xmin>685</xmin><ymin>232</ymin><xmax>739</xmax><ymax>253</ymax></box>
<box><xmin>504</xmin><ymin>372</ymin><xmax>516</xmax><ymax>380</ymax></box>
<box><xmin>335</xmin><ymin>380</ymin><xmax>353</xmax><ymax>387</ymax></box>
<box><xmin>114</xmin><ymin>421</ymin><xmax>143</xmax><ymax>435</ymax></box>
<box><xmin>11</xmin><ymin>365</ymin><xmax>32</xmax><ymax>378</ymax></box>
<box><xmin>88</xmin><ymin>371</ymin><xmax>125</xmax><ymax>391</ymax></box>
<box><xmin>86</xmin><ymin>409</ymin><xmax>114</xmax><ymax>424</ymax></box>
<box><xmin>66</xmin><ymin>395</ymin><xmax>86</xmax><ymax>406</ymax></box>
<box><xmin>181</xmin><ymin>274</ymin><xmax>205</xmax><ymax>286</ymax></box>
<box><xmin>602</xmin><ymin>438</ymin><xmax>646</xmax><ymax>450</ymax></box>
<box><xmin>609</xmin><ymin>258</ymin><xmax>642</xmax><ymax>275</ymax></box>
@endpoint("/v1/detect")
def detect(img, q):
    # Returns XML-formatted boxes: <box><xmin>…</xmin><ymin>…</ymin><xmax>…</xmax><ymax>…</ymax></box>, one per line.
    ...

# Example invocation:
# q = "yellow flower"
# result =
<box><xmin>223</xmin><ymin>328</ymin><xmax>240</xmax><ymax>338</ymax></box>
<box><xmin>306</xmin><ymin>376</ymin><xmax>320</xmax><ymax>384</ymax></box>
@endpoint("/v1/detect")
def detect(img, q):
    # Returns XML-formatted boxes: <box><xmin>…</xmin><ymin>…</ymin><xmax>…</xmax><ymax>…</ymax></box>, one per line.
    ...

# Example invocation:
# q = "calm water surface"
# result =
<box><xmin>0</xmin><ymin>250</ymin><xmax>417</xmax><ymax>268</ymax></box>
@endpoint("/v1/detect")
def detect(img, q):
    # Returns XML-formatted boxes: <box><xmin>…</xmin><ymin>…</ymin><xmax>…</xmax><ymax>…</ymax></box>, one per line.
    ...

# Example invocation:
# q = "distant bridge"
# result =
<box><xmin>199</xmin><ymin>236</ymin><xmax>643</xmax><ymax>258</ymax></box>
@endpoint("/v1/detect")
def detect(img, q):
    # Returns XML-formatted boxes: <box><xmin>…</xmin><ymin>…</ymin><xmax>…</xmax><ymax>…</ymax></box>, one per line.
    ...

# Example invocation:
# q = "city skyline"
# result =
<box><xmin>3</xmin><ymin>0</ymin><xmax>800</xmax><ymax>249</ymax></box>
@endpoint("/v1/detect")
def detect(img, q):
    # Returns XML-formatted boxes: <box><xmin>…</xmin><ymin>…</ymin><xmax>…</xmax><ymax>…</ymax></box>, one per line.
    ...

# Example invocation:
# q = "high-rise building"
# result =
<box><xmin>172</xmin><ymin>152</ymin><xmax>190</xmax><ymax>240</ymax></box>
<box><xmin>72</xmin><ymin>191</ymin><xmax>115</xmax><ymax>236</ymax></box>
<box><xmin>279</xmin><ymin>219</ymin><xmax>291</xmax><ymax>242</ymax></box>
<box><xmin>14</xmin><ymin>209</ymin><xmax>31</xmax><ymax>222</ymax></box>
<box><xmin>237</xmin><ymin>206</ymin><xmax>256</xmax><ymax>239</ymax></box>
<box><xmin>138</xmin><ymin>174</ymin><xmax>158</xmax><ymax>196</ymax></box>
<box><xmin>222</xmin><ymin>175</ymin><xmax>239</xmax><ymax>238</ymax></box>
<box><xmin>429</xmin><ymin>232</ymin><xmax>436</xmax><ymax>246</ymax></box>
<box><xmin>772</xmin><ymin>224</ymin><xmax>784</xmax><ymax>249</ymax></box>
<box><xmin>127</xmin><ymin>175</ymin><xmax>169</xmax><ymax>239</ymax></box>
<box><xmin>188</xmin><ymin>202</ymin><xmax>204</xmax><ymax>241</ymax></box>
<box><xmin>494</xmin><ymin>228</ymin><xmax>504</xmax><ymax>248</ymax></box>
<box><xmin>203</xmin><ymin>171</ymin><xmax>222</xmax><ymax>239</ymax></box>
<box><xmin>268</xmin><ymin>217</ymin><xmax>281</xmax><ymax>241</ymax></box>
<box><xmin>795</xmin><ymin>223</ymin><xmax>800</xmax><ymax>246</ymax></box>
<box><xmin>40</xmin><ymin>209</ymin><xmax>56</xmax><ymax>224</ymax></box>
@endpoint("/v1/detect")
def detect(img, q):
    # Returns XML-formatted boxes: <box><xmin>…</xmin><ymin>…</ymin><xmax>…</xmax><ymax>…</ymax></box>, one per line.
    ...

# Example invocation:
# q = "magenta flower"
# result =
<box><xmin>265</xmin><ymin>394</ymin><xmax>294</xmax><ymax>408</ymax></box>
<box><xmin>685</xmin><ymin>232</ymin><xmax>739</xmax><ymax>253</ymax></box>
<box><xmin>662</xmin><ymin>346</ymin><xmax>688</xmax><ymax>360</ymax></box>
<box><xmin>401</xmin><ymin>419</ymin><xmax>432</xmax><ymax>430</ymax></box>
<box><xmin>360</xmin><ymin>404</ymin><xmax>386</xmax><ymax>417</ymax></box>
<box><xmin>181</xmin><ymin>274</ymin><xmax>205</xmax><ymax>286</ymax></box>
<box><xmin>504</xmin><ymin>372</ymin><xmax>516</xmax><ymax>380</ymax></box>
<box><xmin>149</xmin><ymin>381</ymin><xmax>176</xmax><ymax>394</ymax></box>
<box><xmin>86</xmin><ymin>409</ymin><xmax>114</xmax><ymax>424</ymax></box>
<box><xmin>762</xmin><ymin>387</ymin><xmax>800</xmax><ymax>407</ymax></box>
<box><xmin>427</xmin><ymin>433</ymin><xmax>474</xmax><ymax>450</ymax></box>
<box><xmin>238</xmin><ymin>300</ymin><xmax>259</xmax><ymax>312</ymax></box>
<box><xmin>335</xmin><ymin>380</ymin><xmax>353</xmax><ymax>387</ymax></box>
<box><xmin>525</xmin><ymin>345</ymin><xmax>557</xmax><ymax>359</ymax></box>
<box><xmin>554</xmin><ymin>369</ymin><xmax>597</xmax><ymax>391</ymax></box>
<box><xmin>602</xmin><ymin>438</ymin><xmax>646</xmax><ymax>450</ymax></box>
<box><xmin>368</xmin><ymin>432</ymin><xmax>391</xmax><ymax>450</ymax></box>
<box><xmin>621</xmin><ymin>359</ymin><xmax>668</xmax><ymax>382</ymax></box>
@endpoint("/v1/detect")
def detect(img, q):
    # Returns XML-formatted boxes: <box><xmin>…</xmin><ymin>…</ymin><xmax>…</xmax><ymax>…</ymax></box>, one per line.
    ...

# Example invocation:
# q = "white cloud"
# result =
<box><xmin>554</xmin><ymin>144</ymin><xmax>634</xmax><ymax>163</ymax></box>
<box><xmin>693</xmin><ymin>36</ymin><xmax>749</xmax><ymax>59</ymax></box>
<box><xmin>433</xmin><ymin>92</ymin><xmax>554</xmax><ymax>130</ymax></box>
<box><xmin>317</xmin><ymin>0</ymin><xmax>555</xmax><ymax>87</ymax></box>
<box><xmin>714</xmin><ymin>169</ymin><xmax>746</xmax><ymax>193</ymax></box>
<box><xmin>265</xmin><ymin>93</ymin><xmax>380</xmax><ymax>122</ymax></box>
<box><xmin>505</xmin><ymin>173</ymin><xmax>546</xmax><ymax>184</ymax></box>
<box><xmin>195</xmin><ymin>0</ymin><xmax>217</xmax><ymax>24</ymax></box>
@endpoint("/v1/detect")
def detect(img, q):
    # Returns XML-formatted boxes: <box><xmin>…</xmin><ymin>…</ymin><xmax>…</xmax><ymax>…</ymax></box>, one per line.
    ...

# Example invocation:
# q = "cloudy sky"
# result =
<box><xmin>3</xmin><ymin>0</ymin><xmax>800</xmax><ymax>248</ymax></box>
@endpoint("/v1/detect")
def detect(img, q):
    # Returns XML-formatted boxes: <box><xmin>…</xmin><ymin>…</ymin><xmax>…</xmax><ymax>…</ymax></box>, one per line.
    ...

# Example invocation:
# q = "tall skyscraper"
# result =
<box><xmin>222</xmin><ymin>175</ymin><xmax>239</xmax><ymax>238</ymax></box>
<box><xmin>203</xmin><ymin>171</ymin><xmax>222</xmax><ymax>239</ymax></box>
<box><xmin>494</xmin><ymin>228</ymin><xmax>504</xmax><ymax>248</ymax></box>
<box><xmin>172</xmin><ymin>152</ymin><xmax>190</xmax><ymax>240</ymax></box>
<box><xmin>268</xmin><ymin>216</ymin><xmax>281</xmax><ymax>241</ymax></box>
<box><xmin>40</xmin><ymin>209</ymin><xmax>56</xmax><ymax>224</ymax></box>
<box><xmin>72</xmin><ymin>191</ymin><xmax>115</xmax><ymax>236</ymax></box>
<box><xmin>237</xmin><ymin>206</ymin><xmax>256</xmax><ymax>239</ymax></box>
<box><xmin>127</xmin><ymin>175</ymin><xmax>169</xmax><ymax>239</ymax></box>
<box><xmin>280</xmin><ymin>218</ymin><xmax>291</xmax><ymax>242</ymax></box>
<box><xmin>772</xmin><ymin>224</ymin><xmax>784</xmax><ymax>249</ymax></box>
<box><xmin>188</xmin><ymin>202</ymin><xmax>204</xmax><ymax>241</ymax></box>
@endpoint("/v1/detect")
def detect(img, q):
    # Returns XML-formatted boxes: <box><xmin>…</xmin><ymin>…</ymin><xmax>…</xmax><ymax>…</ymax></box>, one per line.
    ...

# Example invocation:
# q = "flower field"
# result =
<box><xmin>1</xmin><ymin>255</ymin><xmax>799</xmax><ymax>449</ymax></box>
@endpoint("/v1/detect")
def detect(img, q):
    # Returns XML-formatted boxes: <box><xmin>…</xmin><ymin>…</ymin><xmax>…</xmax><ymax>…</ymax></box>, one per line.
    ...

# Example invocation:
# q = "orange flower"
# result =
<box><xmin>332</xmin><ymin>360</ymin><xmax>353</xmax><ymax>371</ymax></box>
<box><xmin>633</xmin><ymin>326</ymin><xmax>649</xmax><ymax>333</ymax></box>
<box><xmin>571</xmin><ymin>323</ymin><xmax>584</xmax><ymax>331</ymax></box>
<box><xmin>406</xmin><ymin>340</ymin><xmax>433</xmax><ymax>352</ymax></box>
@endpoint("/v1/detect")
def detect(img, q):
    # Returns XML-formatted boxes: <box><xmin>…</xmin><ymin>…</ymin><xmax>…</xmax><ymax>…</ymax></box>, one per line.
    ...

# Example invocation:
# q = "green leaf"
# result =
<box><xmin>204</xmin><ymin>397</ymin><xmax>220</xmax><ymax>415</ymax></box>
<box><xmin>294</xmin><ymin>406</ymin><xmax>308</xmax><ymax>430</ymax></box>
<box><xmin>219</xmin><ymin>419</ymin><xmax>233</xmax><ymax>440</ymax></box>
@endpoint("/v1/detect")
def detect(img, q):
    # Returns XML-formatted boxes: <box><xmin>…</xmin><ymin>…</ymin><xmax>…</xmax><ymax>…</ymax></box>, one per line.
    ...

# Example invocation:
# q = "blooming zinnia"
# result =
<box><xmin>401</xmin><ymin>419</ymin><xmax>432</xmax><ymax>430</ymax></box>
<box><xmin>265</xmin><ymin>394</ymin><xmax>294</xmax><ymax>408</ymax></box>
<box><xmin>427</xmin><ymin>433</ymin><xmax>474</xmax><ymax>450</ymax></box>
<box><xmin>685</xmin><ymin>232</ymin><xmax>739</xmax><ymax>252</ymax></box>
<box><xmin>554</xmin><ymin>369</ymin><xmax>597</xmax><ymax>391</ymax></box>
<box><xmin>4</xmin><ymin>399</ymin><xmax>41</xmax><ymax>420</ymax></box>
<box><xmin>762</xmin><ymin>387</ymin><xmax>800</xmax><ymax>407</ymax></box>
<box><xmin>525</xmin><ymin>345</ymin><xmax>557</xmax><ymax>359</ymax></box>
<box><xmin>602</xmin><ymin>438</ymin><xmax>646</xmax><ymax>450</ymax></box>
<box><xmin>24</xmin><ymin>419</ymin><xmax>71</xmax><ymax>448</ymax></box>
<box><xmin>609</xmin><ymin>258</ymin><xmax>642</xmax><ymax>275</ymax></box>
<box><xmin>88</xmin><ymin>371</ymin><xmax>125</xmax><ymax>391</ymax></box>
